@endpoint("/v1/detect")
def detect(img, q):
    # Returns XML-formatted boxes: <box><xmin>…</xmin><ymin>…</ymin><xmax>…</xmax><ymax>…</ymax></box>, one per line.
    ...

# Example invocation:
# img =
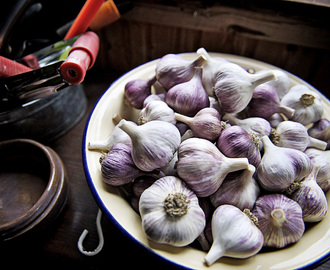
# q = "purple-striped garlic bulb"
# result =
<box><xmin>257</xmin><ymin>135</ymin><xmax>312</xmax><ymax>192</ymax></box>
<box><xmin>270</xmin><ymin>120</ymin><xmax>327</xmax><ymax>151</ymax></box>
<box><xmin>252</xmin><ymin>194</ymin><xmax>305</xmax><ymax>248</ymax></box>
<box><xmin>308</xmin><ymin>118</ymin><xmax>330</xmax><ymax>150</ymax></box>
<box><xmin>138</xmin><ymin>100</ymin><xmax>176</xmax><ymax>125</ymax></box>
<box><xmin>124</xmin><ymin>75</ymin><xmax>157</xmax><ymax>109</ymax></box>
<box><xmin>177</xmin><ymin>138</ymin><xmax>249</xmax><ymax>197</ymax></box>
<box><xmin>139</xmin><ymin>176</ymin><xmax>206</xmax><ymax>247</ymax></box>
<box><xmin>118</xmin><ymin>119</ymin><xmax>181</xmax><ymax>172</ymax></box>
<box><xmin>304</xmin><ymin>148</ymin><xmax>330</xmax><ymax>192</ymax></box>
<box><xmin>156</xmin><ymin>54</ymin><xmax>206</xmax><ymax>90</ymax></box>
<box><xmin>217</xmin><ymin>125</ymin><xmax>261</xmax><ymax>168</ymax></box>
<box><xmin>204</xmin><ymin>204</ymin><xmax>264</xmax><ymax>266</ymax></box>
<box><xmin>166</xmin><ymin>67</ymin><xmax>210</xmax><ymax>116</ymax></box>
<box><xmin>174</xmin><ymin>108</ymin><xmax>223</xmax><ymax>141</ymax></box>
<box><xmin>247</xmin><ymin>84</ymin><xmax>295</xmax><ymax>119</ymax></box>
<box><xmin>289</xmin><ymin>165</ymin><xmax>328</xmax><ymax>222</ymax></box>
<box><xmin>214</xmin><ymin>62</ymin><xmax>275</xmax><ymax>114</ymax></box>
<box><xmin>210</xmin><ymin>164</ymin><xmax>260</xmax><ymax>211</ymax></box>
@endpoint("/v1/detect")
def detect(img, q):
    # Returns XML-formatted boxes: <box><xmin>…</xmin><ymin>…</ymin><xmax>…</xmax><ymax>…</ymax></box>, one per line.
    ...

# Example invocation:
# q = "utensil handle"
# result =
<box><xmin>60</xmin><ymin>31</ymin><xmax>99</xmax><ymax>85</ymax></box>
<box><xmin>0</xmin><ymin>56</ymin><xmax>33</xmax><ymax>78</ymax></box>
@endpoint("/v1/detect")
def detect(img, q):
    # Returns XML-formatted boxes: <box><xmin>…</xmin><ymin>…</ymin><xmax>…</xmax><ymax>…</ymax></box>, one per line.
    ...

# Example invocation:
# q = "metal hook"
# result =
<box><xmin>78</xmin><ymin>209</ymin><xmax>104</xmax><ymax>256</ymax></box>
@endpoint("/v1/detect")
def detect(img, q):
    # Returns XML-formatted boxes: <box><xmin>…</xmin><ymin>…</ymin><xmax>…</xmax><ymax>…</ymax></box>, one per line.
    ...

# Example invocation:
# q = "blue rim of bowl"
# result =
<box><xmin>82</xmin><ymin>56</ymin><xmax>330</xmax><ymax>270</ymax></box>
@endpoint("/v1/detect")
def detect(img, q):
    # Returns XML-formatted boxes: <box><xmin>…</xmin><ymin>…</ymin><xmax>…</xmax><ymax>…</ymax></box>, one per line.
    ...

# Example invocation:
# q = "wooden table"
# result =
<box><xmin>0</xmin><ymin>70</ymin><xmax>329</xmax><ymax>269</ymax></box>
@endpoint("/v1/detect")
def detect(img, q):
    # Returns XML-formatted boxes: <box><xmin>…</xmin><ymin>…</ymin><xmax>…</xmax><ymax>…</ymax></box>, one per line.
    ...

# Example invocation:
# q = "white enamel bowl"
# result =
<box><xmin>83</xmin><ymin>53</ymin><xmax>330</xmax><ymax>269</ymax></box>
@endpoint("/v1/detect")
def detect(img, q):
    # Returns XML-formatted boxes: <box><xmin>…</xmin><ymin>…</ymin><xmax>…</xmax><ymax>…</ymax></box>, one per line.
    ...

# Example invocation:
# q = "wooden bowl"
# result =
<box><xmin>0</xmin><ymin>139</ymin><xmax>68</xmax><ymax>241</ymax></box>
<box><xmin>83</xmin><ymin>53</ymin><xmax>330</xmax><ymax>269</ymax></box>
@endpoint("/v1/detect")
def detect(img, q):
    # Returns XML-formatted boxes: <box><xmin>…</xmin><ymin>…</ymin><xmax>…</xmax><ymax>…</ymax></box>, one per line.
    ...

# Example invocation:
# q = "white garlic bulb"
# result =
<box><xmin>257</xmin><ymin>135</ymin><xmax>312</xmax><ymax>191</ymax></box>
<box><xmin>262</xmin><ymin>69</ymin><xmax>290</xmax><ymax>99</ymax></box>
<box><xmin>204</xmin><ymin>204</ymin><xmax>264</xmax><ymax>266</ymax></box>
<box><xmin>290</xmin><ymin>165</ymin><xmax>328</xmax><ymax>222</ymax></box>
<box><xmin>138</xmin><ymin>100</ymin><xmax>176</xmax><ymax>125</ymax></box>
<box><xmin>280</xmin><ymin>84</ymin><xmax>323</xmax><ymax>125</ymax></box>
<box><xmin>139</xmin><ymin>176</ymin><xmax>206</xmax><ymax>247</ymax></box>
<box><xmin>252</xmin><ymin>194</ymin><xmax>305</xmax><ymax>248</ymax></box>
<box><xmin>118</xmin><ymin>119</ymin><xmax>181</xmax><ymax>171</ymax></box>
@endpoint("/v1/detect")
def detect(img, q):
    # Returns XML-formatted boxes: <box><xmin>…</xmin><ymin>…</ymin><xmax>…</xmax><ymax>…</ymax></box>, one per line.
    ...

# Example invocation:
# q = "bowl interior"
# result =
<box><xmin>83</xmin><ymin>53</ymin><xmax>330</xmax><ymax>269</ymax></box>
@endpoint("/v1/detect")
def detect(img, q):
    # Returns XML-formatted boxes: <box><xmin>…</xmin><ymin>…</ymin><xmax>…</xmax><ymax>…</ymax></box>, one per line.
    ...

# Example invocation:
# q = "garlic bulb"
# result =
<box><xmin>100</xmin><ymin>143</ymin><xmax>163</xmax><ymax>186</ymax></box>
<box><xmin>304</xmin><ymin>148</ymin><xmax>330</xmax><ymax>192</ymax></box>
<box><xmin>222</xmin><ymin>114</ymin><xmax>271</xmax><ymax>150</ymax></box>
<box><xmin>247</xmin><ymin>84</ymin><xmax>295</xmax><ymax>119</ymax></box>
<box><xmin>174</xmin><ymin>108</ymin><xmax>223</xmax><ymax>141</ymax></box>
<box><xmin>290</xmin><ymin>165</ymin><xmax>328</xmax><ymax>222</ymax></box>
<box><xmin>252</xmin><ymin>194</ymin><xmax>305</xmax><ymax>248</ymax></box>
<box><xmin>263</xmin><ymin>69</ymin><xmax>290</xmax><ymax>99</ymax></box>
<box><xmin>177</xmin><ymin>138</ymin><xmax>249</xmax><ymax>197</ymax></box>
<box><xmin>166</xmin><ymin>67</ymin><xmax>210</xmax><ymax>116</ymax></box>
<box><xmin>270</xmin><ymin>120</ymin><xmax>327</xmax><ymax>151</ymax></box>
<box><xmin>214</xmin><ymin>62</ymin><xmax>275</xmax><ymax>114</ymax></box>
<box><xmin>210</xmin><ymin>164</ymin><xmax>260</xmax><ymax>210</ymax></box>
<box><xmin>196</xmin><ymin>47</ymin><xmax>228</xmax><ymax>96</ymax></box>
<box><xmin>217</xmin><ymin>125</ymin><xmax>261</xmax><ymax>168</ymax></box>
<box><xmin>118</xmin><ymin>119</ymin><xmax>181</xmax><ymax>172</ymax></box>
<box><xmin>138</xmin><ymin>100</ymin><xmax>176</xmax><ymax>125</ymax></box>
<box><xmin>204</xmin><ymin>204</ymin><xmax>264</xmax><ymax>266</ymax></box>
<box><xmin>124</xmin><ymin>76</ymin><xmax>156</xmax><ymax>109</ymax></box>
<box><xmin>139</xmin><ymin>176</ymin><xmax>206</xmax><ymax>247</ymax></box>
<box><xmin>156</xmin><ymin>54</ymin><xmax>206</xmax><ymax>90</ymax></box>
<box><xmin>257</xmin><ymin>135</ymin><xmax>312</xmax><ymax>191</ymax></box>
<box><xmin>143</xmin><ymin>93</ymin><xmax>166</xmax><ymax>107</ymax></box>
<box><xmin>280</xmin><ymin>84</ymin><xmax>323</xmax><ymax>125</ymax></box>
<box><xmin>88</xmin><ymin>122</ymin><xmax>132</xmax><ymax>151</ymax></box>
<box><xmin>308</xmin><ymin>118</ymin><xmax>330</xmax><ymax>150</ymax></box>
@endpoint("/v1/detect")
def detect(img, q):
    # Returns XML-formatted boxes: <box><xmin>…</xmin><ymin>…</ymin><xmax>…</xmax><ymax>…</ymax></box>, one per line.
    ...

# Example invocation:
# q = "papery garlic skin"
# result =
<box><xmin>290</xmin><ymin>165</ymin><xmax>328</xmax><ymax>222</ymax></box>
<box><xmin>196</xmin><ymin>47</ymin><xmax>228</xmax><ymax>96</ymax></box>
<box><xmin>257</xmin><ymin>136</ymin><xmax>312</xmax><ymax>191</ymax></box>
<box><xmin>156</xmin><ymin>54</ymin><xmax>206</xmax><ymax>90</ymax></box>
<box><xmin>101</xmin><ymin>143</ymin><xmax>142</xmax><ymax>186</ymax></box>
<box><xmin>177</xmin><ymin>138</ymin><xmax>249</xmax><ymax>197</ymax></box>
<box><xmin>210</xmin><ymin>164</ymin><xmax>260</xmax><ymax>210</ymax></box>
<box><xmin>124</xmin><ymin>76</ymin><xmax>156</xmax><ymax>109</ymax></box>
<box><xmin>138</xmin><ymin>100</ymin><xmax>176</xmax><ymax>125</ymax></box>
<box><xmin>270</xmin><ymin>120</ymin><xmax>327</xmax><ymax>151</ymax></box>
<box><xmin>166</xmin><ymin>67</ymin><xmax>210</xmax><ymax>116</ymax></box>
<box><xmin>263</xmin><ymin>69</ymin><xmax>290</xmax><ymax>99</ymax></box>
<box><xmin>305</xmin><ymin>148</ymin><xmax>330</xmax><ymax>192</ymax></box>
<box><xmin>214</xmin><ymin>63</ymin><xmax>275</xmax><ymax>114</ymax></box>
<box><xmin>204</xmin><ymin>204</ymin><xmax>264</xmax><ymax>266</ymax></box>
<box><xmin>139</xmin><ymin>176</ymin><xmax>206</xmax><ymax>247</ymax></box>
<box><xmin>174</xmin><ymin>108</ymin><xmax>223</xmax><ymax>141</ymax></box>
<box><xmin>280</xmin><ymin>85</ymin><xmax>323</xmax><ymax>125</ymax></box>
<box><xmin>217</xmin><ymin>125</ymin><xmax>261</xmax><ymax>168</ymax></box>
<box><xmin>88</xmin><ymin>123</ymin><xmax>132</xmax><ymax>151</ymax></box>
<box><xmin>308</xmin><ymin>118</ymin><xmax>330</xmax><ymax>150</ymax></box>
<box><xmin>252</xmin><ymin>194</ymin><xmax>305</xmax><ymax>248</ymax></box>
<box><xmin>118</xmin><ymin>119</ymin><xmax>181</xmax><ymax>172</ymax></box>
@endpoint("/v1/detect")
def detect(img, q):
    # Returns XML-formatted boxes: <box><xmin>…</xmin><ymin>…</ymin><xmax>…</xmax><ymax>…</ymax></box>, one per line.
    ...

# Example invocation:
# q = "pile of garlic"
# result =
<box><xmin>88</xmin><ymin>48</ymin><xmax>329</xmax><ymax>266</ymax></box>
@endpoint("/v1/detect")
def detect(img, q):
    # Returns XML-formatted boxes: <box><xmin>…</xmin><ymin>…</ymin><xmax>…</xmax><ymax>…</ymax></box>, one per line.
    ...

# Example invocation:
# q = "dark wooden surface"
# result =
<box><xmin>0</xmin><ymin>69</ymin><xmax>329</xmax><ymax>269</ymax></box>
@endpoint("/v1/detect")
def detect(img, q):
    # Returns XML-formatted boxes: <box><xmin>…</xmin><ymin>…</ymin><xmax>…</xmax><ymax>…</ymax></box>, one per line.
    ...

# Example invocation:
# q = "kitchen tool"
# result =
<box><xmin>83</xmin><ymin>53</ymin><xmax>330</xmax><ymax>270</ymax></box>
<box><xmin>0</xmin><ymin>31</ymin><xmax>99</xmax><ymax>112</ymax></box>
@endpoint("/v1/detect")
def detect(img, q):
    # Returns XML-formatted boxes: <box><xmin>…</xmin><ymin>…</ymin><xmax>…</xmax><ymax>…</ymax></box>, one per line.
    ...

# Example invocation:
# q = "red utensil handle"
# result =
<box><xmin>60</xmin><ymin>31</ymin><xmax>100</xmax><ymax>85</ymax></box>
<box><xmin>0</xmin><ymin>56</ymin><xmax>33</xmax><ymax>78</ymax></box>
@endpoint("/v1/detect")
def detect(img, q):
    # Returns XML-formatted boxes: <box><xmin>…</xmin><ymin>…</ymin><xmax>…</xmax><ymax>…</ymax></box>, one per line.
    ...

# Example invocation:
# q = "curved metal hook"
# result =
<box><xmin>78</xmin><ymin>209</ymin><xmax>104</xmax><ymax>256</ymax></box>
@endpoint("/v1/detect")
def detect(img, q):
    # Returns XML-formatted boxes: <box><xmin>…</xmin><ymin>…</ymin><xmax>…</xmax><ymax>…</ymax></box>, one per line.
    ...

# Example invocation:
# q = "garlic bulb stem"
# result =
<box><xmin>250</xmin><ymin>71</ymin><xmax>276</xmax><ymax>86</ymax></box>
<box><xmin>308</xmin><ymin>136</ymin><xmax>328</xmax><ymax>150</ymax></box>
<box><xmin>204</xmin><ymin>243</ymin><xmax>225</xmax><ymax>266</ymax></box>
<box><xmin>271</xmin><ymin>209</ymin><xmax>286</xmax><ymax>227</ymax></box>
